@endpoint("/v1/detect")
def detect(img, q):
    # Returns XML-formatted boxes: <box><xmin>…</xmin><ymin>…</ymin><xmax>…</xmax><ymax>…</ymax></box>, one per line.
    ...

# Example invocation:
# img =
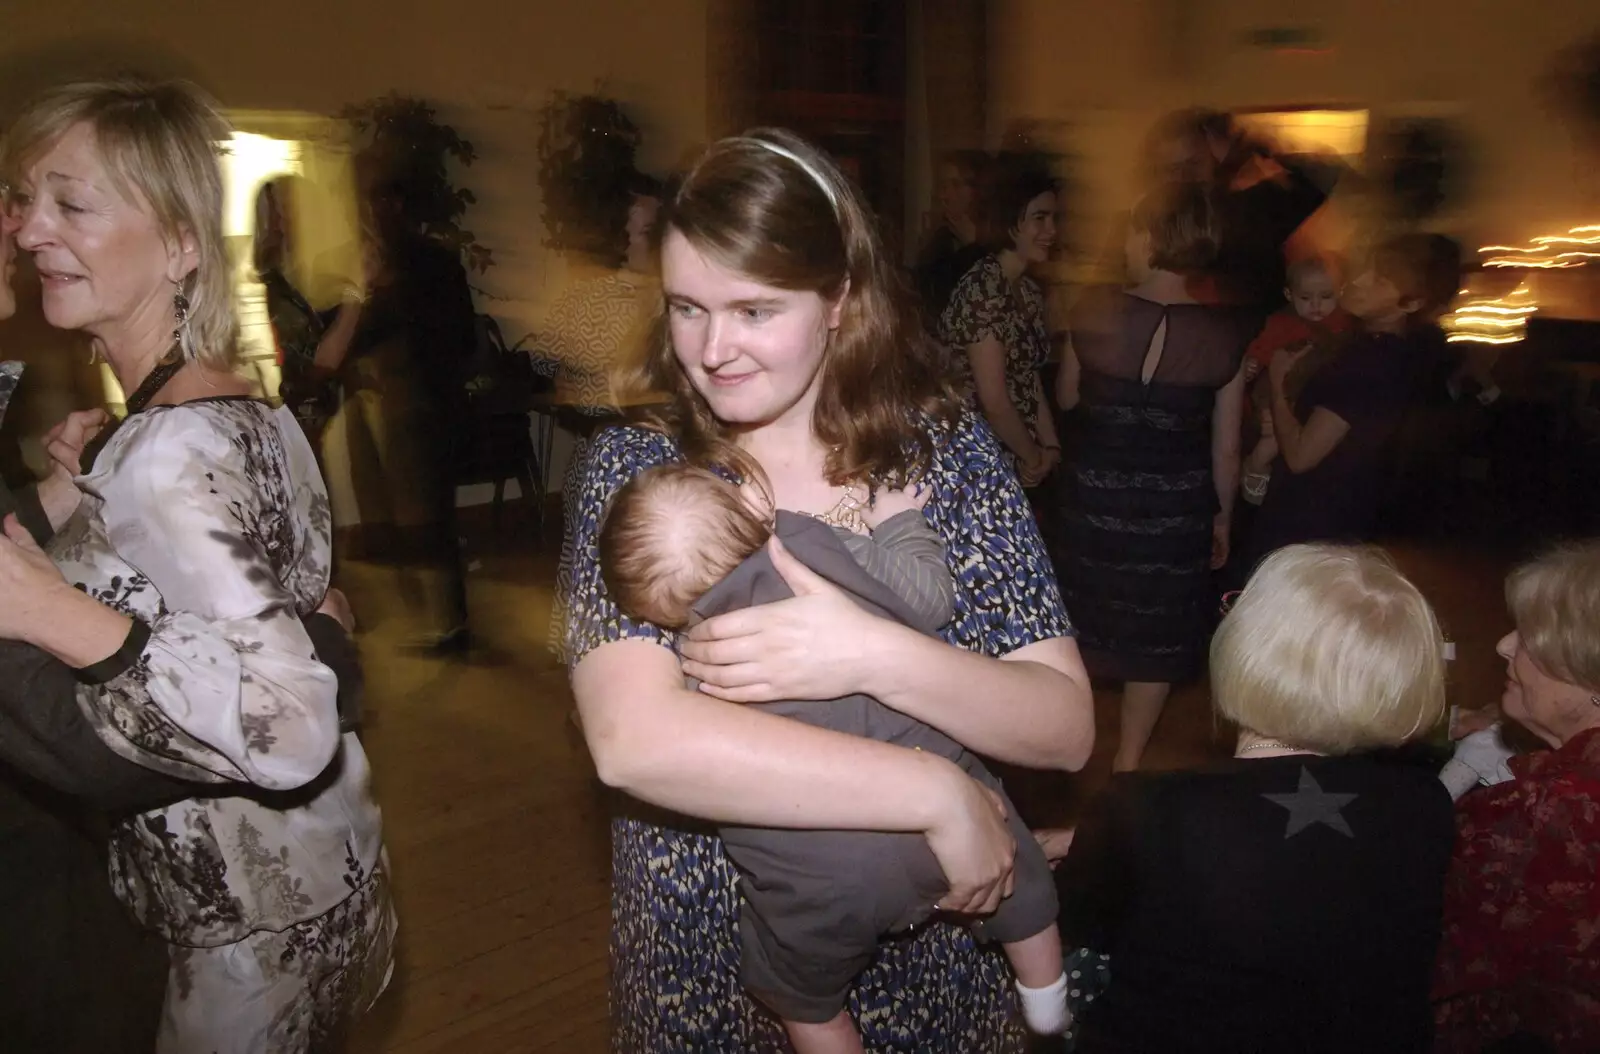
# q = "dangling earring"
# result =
<box><xmin>172</xmin><ymin>288</ymin><xmax>191</xmax><ymax>353</ymax></box>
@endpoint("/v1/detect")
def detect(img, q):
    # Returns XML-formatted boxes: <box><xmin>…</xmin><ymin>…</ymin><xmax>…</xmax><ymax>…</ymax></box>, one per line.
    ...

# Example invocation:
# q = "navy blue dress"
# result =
<box><xmin>1058</xmin><ymin>289</ymin><xmax>1249</xmax><ymax>683</ymax></box>
<box><xmin>564</xmin><ymin>411</ymin><xmax>1073</xmax><ymax>1052</ymax></box>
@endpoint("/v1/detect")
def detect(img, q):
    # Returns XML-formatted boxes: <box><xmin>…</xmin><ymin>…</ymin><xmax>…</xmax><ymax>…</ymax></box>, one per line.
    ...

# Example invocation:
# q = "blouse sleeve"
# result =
<box><xmin>929</xmin><ymin>411</ymin><xmax>1074</xmax><ymax>657</ymax></box>
<box><xmin>939</xmin><ymin>256</ymin><xmax>1005</xmax><ymax>348</ymax></box>
<box><xmin>78</xmin><ymin>409</ymin><xmax>340</xmax><ymax>791</ymax></box>
<box><xmin>563</xmin><ymin>425</ymin><xmax>681</xmax><ymax>667</ymax></box>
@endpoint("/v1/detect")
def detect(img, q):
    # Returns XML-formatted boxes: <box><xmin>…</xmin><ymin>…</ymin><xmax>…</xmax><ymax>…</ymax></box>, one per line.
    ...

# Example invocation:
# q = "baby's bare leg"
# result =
<box><xmin>1007</xmin><ymin>925</ymin><xmax>1064</xmax><ymax>987</ymax></box>
<box><xmin>785</xmin><ymin>1012</ymin><xmax>867</xmax><ymax>1054</ymax></box>
<box><xmin>1006</xmin><ymin>926</ymin><xmax>1072</xmax><ymax>1034</ymax></box>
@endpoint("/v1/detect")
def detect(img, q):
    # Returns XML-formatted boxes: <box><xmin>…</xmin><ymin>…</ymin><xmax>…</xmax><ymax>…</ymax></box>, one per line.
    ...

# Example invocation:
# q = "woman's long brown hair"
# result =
<box><xmin>614</xmin><ymin>129</ymin><xmax>960</xmax><ymax>492</ymax></box>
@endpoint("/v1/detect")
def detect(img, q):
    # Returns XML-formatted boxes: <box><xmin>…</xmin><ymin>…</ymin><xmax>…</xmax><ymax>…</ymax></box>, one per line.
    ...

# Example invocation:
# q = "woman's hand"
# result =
<box><xmin>679</xmin><ymin>535</ymin><xmax>885</xmax><ymax>703</ymax></box>
<box><xmin>926</xmin><ymin>773</ymin><xmax>1018</xmax><ymax>915</ymax></box>
<box><xmin>1211</xmin><ymin>514</ymin><xmax>1231</xmax><ymax>570</ymax></box>
<box><xmin>35</xmin><ymin>408</ymin><xmax>109</xmax><ymax>529</ymax></box>
<box><xmin>1033</xmin><ymin>827</ymin><xmax>1076</xmax><ymax>870</ymax></box>
<box><xmin>44</xmin><ymin>408</ymin><xmax>110</xmax><ymax>477</ymax></box>
<box><xmin>0</xmin><ymin>514</ymin><xmax>74</xmax><ymax>642</ymax></box>
<box><xmin>1018</xmin><ymin>445</ymin><xmax>1058</xmax><ymax>488</ymax></box>
<box><xmin>316</xmin><ymin>587</ymin><xmax>356</xmax><ymax>634</ymax></box>
<box><xmin>1451</xmin><ymin>703</ymin><xmax>1502</xmax><ymax>740</ymax></box>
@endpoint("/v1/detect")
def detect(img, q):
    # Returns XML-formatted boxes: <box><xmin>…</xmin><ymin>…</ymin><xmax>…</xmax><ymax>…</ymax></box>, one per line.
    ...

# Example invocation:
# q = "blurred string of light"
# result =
<box><xmin>1443</xmin><ymin>284</ymin><xmax>1537</xmax><ymax>346</ymax></box>
<box><xmin>1481</xmin><ymin>225</ymin><xmax>1600</xmax><ymax>269</ymax></box>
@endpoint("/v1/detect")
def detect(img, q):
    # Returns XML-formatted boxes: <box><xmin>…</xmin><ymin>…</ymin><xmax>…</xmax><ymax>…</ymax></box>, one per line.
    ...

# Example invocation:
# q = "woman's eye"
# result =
<box><xmin>670</xmin><ymin>303</ymin><xmax>702</xmax><ymax>320</ymax></box>
<box><xmin>739</xmin><ymin>307</ymin><xmax>773</xmax><ymax>323</ymax></box>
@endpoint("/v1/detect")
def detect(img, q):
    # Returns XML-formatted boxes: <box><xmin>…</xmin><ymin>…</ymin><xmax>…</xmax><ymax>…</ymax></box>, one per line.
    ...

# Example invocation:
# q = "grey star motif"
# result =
<box><xmin>1263</xmin><ymin>766</ymin><xmax>1357</xmax><ymax>838</ymax></box>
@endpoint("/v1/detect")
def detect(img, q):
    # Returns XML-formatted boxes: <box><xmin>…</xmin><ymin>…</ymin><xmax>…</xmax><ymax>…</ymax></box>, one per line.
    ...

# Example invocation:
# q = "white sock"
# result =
<box><xmin>1016</xmin><ymin>973</ymin><xmax>1072</xmax><ymax>1035</ymax></box>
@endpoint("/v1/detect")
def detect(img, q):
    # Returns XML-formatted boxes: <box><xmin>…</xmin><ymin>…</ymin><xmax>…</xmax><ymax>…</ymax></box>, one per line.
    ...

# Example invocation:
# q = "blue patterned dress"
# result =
<box><xmin>564</xmin><ymin>410</ymin><xmax>1073</xmax><ymax>1052</ymax></box>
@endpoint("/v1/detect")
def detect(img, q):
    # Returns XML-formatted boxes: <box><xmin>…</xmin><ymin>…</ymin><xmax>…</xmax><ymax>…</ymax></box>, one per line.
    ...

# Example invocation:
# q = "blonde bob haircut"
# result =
<box><xmin>1505</xmin><ymin>539</ymin><xmax>1600</xmax><ymax>694</ymax></box>
<box><xmin>1212</xmin><ymin>544</ymin><xmax>1447</xmax><ymax>754</ymax></box>
<box><xmin>2</xmin><ymin>76</ymin><xmax>239</xmax><ymax>370</ymax></box>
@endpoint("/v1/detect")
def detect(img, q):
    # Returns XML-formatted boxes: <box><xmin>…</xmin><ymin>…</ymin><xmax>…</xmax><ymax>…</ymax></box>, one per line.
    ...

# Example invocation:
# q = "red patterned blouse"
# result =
<box><xmin>1433</xmin><ymin>725</ymin><xmax>1600</xmax><ymax>1052</ymax></box>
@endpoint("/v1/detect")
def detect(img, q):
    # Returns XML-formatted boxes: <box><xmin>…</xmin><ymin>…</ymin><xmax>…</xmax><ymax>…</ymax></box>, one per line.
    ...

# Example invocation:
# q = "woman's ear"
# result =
<box><xmin>166</xmin><ymin>225</ymin><xmax>200</xmax><ymax>285</ymax></box>
<box><xmin>826</xmin><ymin>278</ymin><xmax>851</xmax><ymax>330</ymax></box>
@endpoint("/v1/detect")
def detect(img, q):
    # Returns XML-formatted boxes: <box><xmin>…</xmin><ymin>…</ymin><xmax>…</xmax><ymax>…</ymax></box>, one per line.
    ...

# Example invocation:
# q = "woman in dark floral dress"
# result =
<box><xmin>940</xmin><ymin>155</ymin><xmax>1062</xmax><ymax>491</ymax></box>
<box><xmin>564</xmin><ymin>130</ymin><xmax>1094</xmax><ymax>1052</ymax></box>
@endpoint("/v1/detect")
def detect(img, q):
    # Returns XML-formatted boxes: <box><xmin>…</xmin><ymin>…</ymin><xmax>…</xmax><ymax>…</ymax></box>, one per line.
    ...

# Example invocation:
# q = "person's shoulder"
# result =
<box><xmin>1068</xmin><ymin>282</ymin><xmax>1126</xmax><ymax>329</ymax></box>
<box><xmin>584</xmin><ymin>423</ymin><xmax>681</xmax><ymax>479</ymax></box>
<box><xmin>924</xmin><ymin>406</ymin><xmax>1003</xmax><ymax>475</ymax></box>
<box><xmin>955</xmin><ymin>252</ymin><xmax>1002</xmax><ymax>290</ymax></box>
<box><xmin>109</xmin><ymin>397</ymin><xmax>267</xmax><ymax>465</ymax></box>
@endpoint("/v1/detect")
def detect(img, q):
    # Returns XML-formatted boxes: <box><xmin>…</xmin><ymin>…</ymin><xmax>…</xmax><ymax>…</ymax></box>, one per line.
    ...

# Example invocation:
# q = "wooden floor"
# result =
<box><xmin>341</xmin><ymin>506</ymin><xmax>1515</xmax><ymax>1053</ymax></box>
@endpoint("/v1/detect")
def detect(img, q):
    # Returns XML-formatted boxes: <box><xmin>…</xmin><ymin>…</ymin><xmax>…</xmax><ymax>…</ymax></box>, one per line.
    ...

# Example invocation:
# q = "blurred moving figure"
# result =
<box><xmin>332</xmin><ymin>158</ymin><xmax>477</xmax><ymax>651</ymax></box>
<box><xmin>913</xmin><ymin>148</ymin><xmax>987</xmax><ymax>326</ymax></box>
<box><xmin>535</xmin><ymin>170</ymin><xmax>662</xmax><ymax>662</ymax></box>
<box><xmin>252</xmin><ymin>176</ymin><xmax>362</xmax><ymax>451</ymax></box>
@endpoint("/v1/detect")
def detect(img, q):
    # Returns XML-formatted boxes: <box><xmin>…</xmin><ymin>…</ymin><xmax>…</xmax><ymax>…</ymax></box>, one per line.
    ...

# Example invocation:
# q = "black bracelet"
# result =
<box><xmin>73</xmin><ymin>617</ymin><xmax>152</xmax><ymax>686</ymax></box>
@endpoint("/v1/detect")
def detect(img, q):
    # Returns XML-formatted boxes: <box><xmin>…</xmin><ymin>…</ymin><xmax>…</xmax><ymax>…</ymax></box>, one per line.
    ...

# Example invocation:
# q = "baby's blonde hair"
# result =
<box><xmin>1212</xmin><ymin>544</ymin><xmax>1447</xmax><ymax>753</ymax></box>
<box><xmin>599</xmin><ymin>464</ymin><xmax>773</xmax><ymax>629</ymax></box>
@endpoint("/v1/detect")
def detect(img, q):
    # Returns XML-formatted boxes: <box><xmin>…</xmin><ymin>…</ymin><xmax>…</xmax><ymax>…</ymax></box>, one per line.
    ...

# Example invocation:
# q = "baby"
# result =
<box><xmin>1242</xmin><ymin>254</ymin><xmax>1354</xmax><ymax>504</ymax></box>
<box><xmin>599</xmin><ymin>463</ymin><xmax>1070</xmax><ymax>1052</ymax></box>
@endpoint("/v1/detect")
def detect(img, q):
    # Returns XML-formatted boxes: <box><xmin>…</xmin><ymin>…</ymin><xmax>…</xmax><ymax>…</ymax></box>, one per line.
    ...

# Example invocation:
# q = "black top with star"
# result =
<box><xmin>1056</xmin><ymin>752</ymin><xmax>1454</xmax><ymax>1053</ymax></box>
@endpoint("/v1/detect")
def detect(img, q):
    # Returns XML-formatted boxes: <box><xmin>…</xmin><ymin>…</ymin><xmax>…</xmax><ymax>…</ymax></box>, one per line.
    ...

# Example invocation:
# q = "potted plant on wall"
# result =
<box><xmin>536</xmin><ymin>90</ymin><xmax>643</xmax><ymax>263</ymax></box>
<box><xmin>341</xmin><ymin>93</ymin><xmax>494</xmax><ymax>274</ymax></box>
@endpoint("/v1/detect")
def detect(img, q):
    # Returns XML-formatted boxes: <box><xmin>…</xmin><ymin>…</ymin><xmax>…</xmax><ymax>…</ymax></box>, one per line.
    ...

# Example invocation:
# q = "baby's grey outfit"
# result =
<box><xmin>687</xmin><ymin>509</ymin><xmax>1058</xmax><ymax>1024</ymax></box>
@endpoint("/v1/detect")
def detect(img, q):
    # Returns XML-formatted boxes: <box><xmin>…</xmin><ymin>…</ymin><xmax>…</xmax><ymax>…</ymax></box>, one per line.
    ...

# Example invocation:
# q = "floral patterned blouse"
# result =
<box><xmin>939</xmin><ymin>254</ymin><xmax>1052</xmax><ymax>445</ymax></box>
<box><xmin>1433</xmin><ymin>725</ymin><xmax>1600</xmax><ymax>1052</ymax></box>
<box><xmin>564</xmin><ymin>410</ymin><xmax>1073</xmax><ymax>1052</ymax></box>
<box><xmin>48</xmin><ymin>398</ymin><xmax>385</xmax><ymax>947</ymax></box>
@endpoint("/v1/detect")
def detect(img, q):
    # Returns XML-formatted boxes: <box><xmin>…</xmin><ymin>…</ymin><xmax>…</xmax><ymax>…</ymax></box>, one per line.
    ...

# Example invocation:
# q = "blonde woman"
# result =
<box><xmin>0</xmin><ymin>78</ymin><xmax>392</xmax><ymax>1052</ymax></box>
<box><xmin>1044</xmin><ymin>545</ymin><xmax>1453</xmax><ymax>1053</ymax></box>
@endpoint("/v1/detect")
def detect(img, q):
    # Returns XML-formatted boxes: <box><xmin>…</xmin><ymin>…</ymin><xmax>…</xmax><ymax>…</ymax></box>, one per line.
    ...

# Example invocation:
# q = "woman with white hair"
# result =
<box><xmin>0</xmin><ymin>78</ymin><xmax>392</xmax><ymax>1052</ymax></box>
<box><xmin>1434</xmin><ymin>540</ymin><xmax>1600</xmax><ymax>1053</ymax></box>
<box><xmin>1043</xmin><ymin>544</ymin><xmax>1455</xmax><ymax>1052</ymax></box>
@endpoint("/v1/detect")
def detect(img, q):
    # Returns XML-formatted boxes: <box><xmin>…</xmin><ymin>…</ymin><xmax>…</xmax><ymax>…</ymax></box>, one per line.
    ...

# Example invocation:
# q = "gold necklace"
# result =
<box><xmin>811</xmin><ymin>484</ymin><xmax>869</xmax><ymax>533</ymax></box>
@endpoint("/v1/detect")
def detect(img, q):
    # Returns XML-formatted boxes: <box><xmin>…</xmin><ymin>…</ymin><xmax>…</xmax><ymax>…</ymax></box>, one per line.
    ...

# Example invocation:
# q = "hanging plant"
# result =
<box><xmin>341</xmin><ymin>94</ymin><xmax>494</xmax><ymax>273</ymax></box>
<box><xmin>536</xmin><ymin>90</ymin><xmax>643</xmax><ymax>259</ymax></box>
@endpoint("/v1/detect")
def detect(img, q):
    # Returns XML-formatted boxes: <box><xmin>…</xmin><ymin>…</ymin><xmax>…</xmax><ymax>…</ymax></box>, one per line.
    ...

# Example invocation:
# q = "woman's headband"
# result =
<box><xmin>735</xmin><ymin>137</ymin><xmax>840</xmax><ymax>214</ymax></box>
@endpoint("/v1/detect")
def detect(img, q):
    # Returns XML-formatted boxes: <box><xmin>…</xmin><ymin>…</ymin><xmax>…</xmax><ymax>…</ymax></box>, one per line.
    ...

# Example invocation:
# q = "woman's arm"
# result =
<box><xmin>27</xmin><ymin>411</ymin><xmax>340</xmax><ymax>790</ymax></box>
<box><xmin>574</xmin><ymin>639</ymin><xmax>1019</xmax><ymax>914</ymax></box>
<box><xmin>969</xmin><ymin>337</ymin><xmax>1042</xmax><ymax>466</ymax></box>
<box><xmin>682</xmin><ymin>570</ymin><xmax>1092</xmax><ymax>771</ymax></box>
<box><xmin>862</xmin><ymin>630</ymin><xmax>1093</xmax><ymax>770</ymax></box>
<box><xmin>582</xmin><ymin>640</ymin><xmax>975</xmax><ymax>827</ymax></box>
<box><xmin>1054</xmin><ymin>334</ymin><xmax>1081</xmax><ymax>411</ymax></box>
<box><xmin>310</xmin><ymin>297</ymin><xmax>363</xmax><ymax>375</ymax></box>
<box><xmin>1268</xmin><ymin>349</ymin><xmax>1350</xmax><ymax>474</ymax></box>
<box><xmin>1033</xmin><ymin>371</ymin><xmax>1062</xmax><ymax>456</ymax></box>
<box><xmin>1212</xmin><ymin>364</ymin><xmax>1245</xmax><ymax>525</ymax></box>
